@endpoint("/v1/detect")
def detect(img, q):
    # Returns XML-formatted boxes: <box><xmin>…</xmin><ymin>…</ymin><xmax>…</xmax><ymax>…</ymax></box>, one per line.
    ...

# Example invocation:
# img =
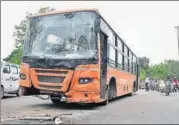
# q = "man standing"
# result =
<box><xmin>145</xmin><ymin>76</ymin><xmax>150</xmax><ymax>91</ymax></box>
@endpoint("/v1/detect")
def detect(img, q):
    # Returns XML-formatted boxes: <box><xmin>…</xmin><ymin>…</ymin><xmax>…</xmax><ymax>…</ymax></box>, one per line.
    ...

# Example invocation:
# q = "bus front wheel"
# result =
<box><xmin>130</xmin><ymin>83</ymin><xmax>136</xmax><ymax>96</ymax></box>
<box><xmin>108</xmin><ymin>79</ymin><xmax>117</xmax><ymax>100</ymax></box>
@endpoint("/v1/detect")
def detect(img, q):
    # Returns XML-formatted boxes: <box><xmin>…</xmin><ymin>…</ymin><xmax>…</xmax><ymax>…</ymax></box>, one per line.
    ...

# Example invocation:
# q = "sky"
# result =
<box><xmin>1</xmin><ymin>1</ymin><xmax>179</xmax><ymax>64</ymax></box>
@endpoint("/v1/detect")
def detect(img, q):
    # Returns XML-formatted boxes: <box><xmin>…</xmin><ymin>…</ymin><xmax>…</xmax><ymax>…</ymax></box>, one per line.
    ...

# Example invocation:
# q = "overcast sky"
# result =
<box><xmin>1</xmin><ymin>1</ymin><xmax>179</xmax><ymax>64</ymax></box>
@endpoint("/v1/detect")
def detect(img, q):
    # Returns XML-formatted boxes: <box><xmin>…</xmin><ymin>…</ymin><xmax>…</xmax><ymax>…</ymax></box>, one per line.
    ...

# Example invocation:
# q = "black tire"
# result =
<box><xmin>50</xmin><ymin>96</ymin><xmax>64</xmax><ymax>105</ymax></box>
<box><xmin>16</xmin><ymin>88</ymin><xmax>22</xmax><ymax>97</ymax></box>
<box><xmin>51</xmin><ymin>99</ymin><xmax>61</xmax><ymax>105</ymax></box>
<box><xmin>130</xmin><ymin>84</ymin><xmax>136</xmax><ymax>96</ymax></box>
<box><xmin>108</xmin><ymin>79</ymin><xmax>117</xmax><ymax>101</ymax></box>
<box><xmin>108</xmin><ymin>85</ymin><xmax>113</xmax><ymax>101</ymax></box>
<box><xmin>1</xmin><ymin>86</ymin><xmax>4</xmax><ymax>99</ymax></box>
<box><xmin>18</xmin><ymin>86</ymin><xmax>27</xmax><ymax>96</ymax></box>
<box><xmin>165</xmin><ymin>92</ymin><xmax>169</xmax><ymax>96</ymax></box>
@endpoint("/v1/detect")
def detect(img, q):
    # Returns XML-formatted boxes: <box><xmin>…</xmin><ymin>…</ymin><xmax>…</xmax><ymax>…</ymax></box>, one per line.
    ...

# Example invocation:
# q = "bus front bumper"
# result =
<box><xmin>65</xmin><ymin>90</ymin><xmax>101</xmax><ymax>103</ymax></box>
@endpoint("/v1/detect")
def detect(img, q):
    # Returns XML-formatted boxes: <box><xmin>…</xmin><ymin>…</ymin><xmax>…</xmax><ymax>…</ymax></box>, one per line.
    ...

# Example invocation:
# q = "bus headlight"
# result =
<box><xmin>79</xmin><ymin>78</ymin><xmax>93</xmax><ymax>84</ymax></box>
<box><xmin>20</xmin><ymin>73</ymin><xmax>26</xmax><ymax>80</ymax></box>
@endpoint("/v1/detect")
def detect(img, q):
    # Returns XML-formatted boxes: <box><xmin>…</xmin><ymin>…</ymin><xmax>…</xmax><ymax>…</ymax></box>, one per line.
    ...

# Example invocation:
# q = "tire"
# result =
<box><xmin>50</xmin><ymin>96</ymin><xmax>64</xmax><ymax>105</ymax></box>
<box><xmin>165</xmin><ymin>92</ymin><xmax>169</xmax><ymax>96</ymax></box>
<box><xmin>1</xmin><ymin>86</ymin><xmax>4</xmax><ymax>99</ymax></box>
<box><xmin>109</xmin><ymin>80</ymin><xmax>117</xmax><ymax>100</ymax></box>
<box><xmin>108</xmin><ymin>85</ymin><xmax>113</xmax><ymax>101</ymax></box>
<box><xmin>51</xmin><ymin>99</ymin><xmax>61</xmax><ymax>105</ymax></box>
<box><xmin>18</xmin><ymin>86</ymin><xmax>27</xmax><ymax>96</ymax></box>
<box><xmin>16</xmin><ymin>88</ymin><xmax>22</xmax><ymax>97</ymax></box>
<box><xmin>130</xmin><ymin>84</ymin><xmax>135</xmax><ymax>96</ymax></box>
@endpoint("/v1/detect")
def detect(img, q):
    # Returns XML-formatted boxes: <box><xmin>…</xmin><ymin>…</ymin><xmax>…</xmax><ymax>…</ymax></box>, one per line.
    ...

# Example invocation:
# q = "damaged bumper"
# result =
<box><xmin>65</xmin><ymin>90</ymin><xmax>101</xmax><ymax>103</ymax></box>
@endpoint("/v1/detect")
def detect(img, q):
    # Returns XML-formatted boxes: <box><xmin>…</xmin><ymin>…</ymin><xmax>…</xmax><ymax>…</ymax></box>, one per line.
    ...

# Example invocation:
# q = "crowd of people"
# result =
<box><xmin>141</xmin><ymin>76</ymin><xmax>179</xmax><ymax>93</ymax></box>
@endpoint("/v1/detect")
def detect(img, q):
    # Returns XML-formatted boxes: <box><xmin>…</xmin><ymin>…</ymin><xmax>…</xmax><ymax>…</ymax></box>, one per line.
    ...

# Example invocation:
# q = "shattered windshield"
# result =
<box><xmin>24</xmin><ymin>11</ymin><xmax>98</xmax><ymax>60</ymax></box>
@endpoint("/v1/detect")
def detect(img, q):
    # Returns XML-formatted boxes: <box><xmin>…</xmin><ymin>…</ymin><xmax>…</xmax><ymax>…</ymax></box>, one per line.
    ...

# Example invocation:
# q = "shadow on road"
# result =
<box><xmin>2</xmin><ymin>94</ymin><xmax>18</xmax><ymax>100</ymax></box>
<box><xmin>27</xmin><ymin>101</ymin><xmax>100</xmax><ymax>110</ymax></box>
<box><xmin>109</xmin><ymin>93</ymin><xmax>137</xmax><ymax>103</ymax></box>
<box><xmin>26</xmin><ymin>94</ymin><xmax>137</xmax><ymax>111</ymax></box>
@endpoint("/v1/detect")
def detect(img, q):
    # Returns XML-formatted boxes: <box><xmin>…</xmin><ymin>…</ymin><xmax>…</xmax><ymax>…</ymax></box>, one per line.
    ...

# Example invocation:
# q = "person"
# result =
<box><xmin>172</xmin><ymin>77</ymin><xmax>178</xmax><ymax>92</ymax></box>
<box><xmin>145</xmin><ymin>76</ymin><xmax>150</xmax><ymax>91</ymax></box>
<box><xmin>152</xmin><ymin>79</ymin><xmax>157</xmax><ymax>91</ymax></box>
<box><xmin>159</xmin><ymin>78</ymin><xmax>166</xmax><ymax>93</ymax></box>
<box><xmin>165</xmin><ymin>77</ymin><xmax>172</xmax><ymax>93</ymax></box>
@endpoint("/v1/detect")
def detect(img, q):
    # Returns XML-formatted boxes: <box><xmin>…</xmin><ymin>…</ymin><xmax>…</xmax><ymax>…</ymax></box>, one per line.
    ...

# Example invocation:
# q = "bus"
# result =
<box><xmin>19</xmin><ymin>8</ymin><xmax>139</xmax><ymax>105</ymax></box>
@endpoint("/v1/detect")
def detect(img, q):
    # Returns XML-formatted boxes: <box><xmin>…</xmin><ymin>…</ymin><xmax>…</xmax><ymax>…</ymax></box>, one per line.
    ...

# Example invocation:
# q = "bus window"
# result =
<box><xmin>108</xmin><ymin>45</ymin><xmax>115</xmax><ymax>67</ymax></box>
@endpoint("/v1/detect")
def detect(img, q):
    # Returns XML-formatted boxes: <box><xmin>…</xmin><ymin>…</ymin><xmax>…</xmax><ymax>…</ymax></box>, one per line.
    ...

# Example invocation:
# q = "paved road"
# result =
<box><xmin>1</xmin><ymin>90</ymin><xmax>179</xmax><ymax>124</ymax></box>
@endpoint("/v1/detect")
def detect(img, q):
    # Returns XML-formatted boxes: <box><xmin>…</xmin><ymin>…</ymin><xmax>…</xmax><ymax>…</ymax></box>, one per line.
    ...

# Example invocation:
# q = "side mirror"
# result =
<box><xmin>3</xmin><ymin>68</ymin><xmax>9</xmax><ymax>73</ymax></box>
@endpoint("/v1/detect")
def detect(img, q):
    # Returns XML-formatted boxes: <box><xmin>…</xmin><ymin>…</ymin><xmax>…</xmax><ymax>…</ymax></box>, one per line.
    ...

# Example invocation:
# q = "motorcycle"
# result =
<box><xmin>145</xmin><ymin>82</ymin><xmax>149</xmax><ymax>92</ymax></box>
<box><xmin>172</xmin><ymin>85</ymin><xmax>178</xmax><ymax>93</ymax></box>
<box><xmin>159</xmin><ymin>81</ymin><xmax>171</xmax><ymax>96</ymax></box>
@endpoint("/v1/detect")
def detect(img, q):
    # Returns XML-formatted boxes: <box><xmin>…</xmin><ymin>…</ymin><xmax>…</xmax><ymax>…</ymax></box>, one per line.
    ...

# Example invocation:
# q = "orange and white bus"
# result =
<box><xmin>19</xmin><ymin>8</ymin><xmax>139</xmax><ymax>105</ymax></box>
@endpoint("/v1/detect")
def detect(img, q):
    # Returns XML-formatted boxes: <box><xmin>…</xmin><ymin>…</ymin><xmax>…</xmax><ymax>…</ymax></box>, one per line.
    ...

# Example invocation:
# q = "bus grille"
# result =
<box><xmin>35</xmin><ymin>70</ymin><xmax>68</xmax><ymax>75</ymax></box>
<box><xmin>37</xmin><ymin>76</ymin><xmax>65</xmax><ymax>83</ymax></box>
<box><xmin>39</xmin><ymin>84</ymin><xmax>62</xmax><ymax>90</ymax></box>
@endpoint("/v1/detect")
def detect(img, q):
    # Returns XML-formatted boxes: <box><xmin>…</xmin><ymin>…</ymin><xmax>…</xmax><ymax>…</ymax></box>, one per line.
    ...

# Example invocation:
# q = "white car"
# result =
<box><xmin>1</xmin><ymin>61</ymin><xmax>21</xmax><ymax>99</ymax></box>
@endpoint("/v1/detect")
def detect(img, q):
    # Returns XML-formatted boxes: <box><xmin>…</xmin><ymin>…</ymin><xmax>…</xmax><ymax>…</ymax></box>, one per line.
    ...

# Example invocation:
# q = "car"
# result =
<box><xmin>1</xmin><ymin>61</ymin><xmax>21</xmax><ymax>99</ymax></box>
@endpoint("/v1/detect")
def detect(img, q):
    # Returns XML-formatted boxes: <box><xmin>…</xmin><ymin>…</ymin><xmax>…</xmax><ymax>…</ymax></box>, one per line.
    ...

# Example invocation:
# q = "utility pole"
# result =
<box><xmin>175</xmin><ymin>26</ymin><xmax>179</xmax><ymax>55</ymax></box>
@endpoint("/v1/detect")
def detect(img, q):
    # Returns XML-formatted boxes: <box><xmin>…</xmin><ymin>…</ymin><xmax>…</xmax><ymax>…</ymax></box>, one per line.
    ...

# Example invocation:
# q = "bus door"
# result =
<box><xmin>100</xmin><ymin>31</ymin><xmax>108</xmax><ymax>99</ymax></box>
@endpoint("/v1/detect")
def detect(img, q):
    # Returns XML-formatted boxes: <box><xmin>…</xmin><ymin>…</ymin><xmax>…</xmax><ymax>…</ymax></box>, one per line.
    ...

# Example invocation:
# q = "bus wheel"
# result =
<box><xmin>109</xmin><ymin>83</ymin><xmax>116</xmax><ymax>100</ymax></box>
<box><xmin>130</xmin><ymin>83</ymin><xmax>135</xmax><ymax>96</ymax></box>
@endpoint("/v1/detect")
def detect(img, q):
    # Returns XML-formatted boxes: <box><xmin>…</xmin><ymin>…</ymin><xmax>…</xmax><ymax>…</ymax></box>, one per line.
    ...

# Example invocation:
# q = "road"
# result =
<box><xmin>1</xmin><ymin>90</ymin><xmax>179</xmax><ymax>124</ymax></box>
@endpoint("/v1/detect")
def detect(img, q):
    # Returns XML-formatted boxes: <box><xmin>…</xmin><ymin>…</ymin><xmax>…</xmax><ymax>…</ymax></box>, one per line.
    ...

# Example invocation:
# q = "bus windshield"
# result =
<box><xmin>24</xmin><ymin>11</ymin><xmax>98</xmax><ymax>60</ymax></box>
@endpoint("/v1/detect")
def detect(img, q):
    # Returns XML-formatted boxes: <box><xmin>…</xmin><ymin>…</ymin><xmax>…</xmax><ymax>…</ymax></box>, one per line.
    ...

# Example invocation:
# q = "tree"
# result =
<box><xmin>139</xmin><ymin>57</ymin><xmax>150</xmax><ymax>79</ymax></box>
<box><xmin>4</xmin><ymin>7</ymin><xmax>55</xmax><ymax>64</ymax></box>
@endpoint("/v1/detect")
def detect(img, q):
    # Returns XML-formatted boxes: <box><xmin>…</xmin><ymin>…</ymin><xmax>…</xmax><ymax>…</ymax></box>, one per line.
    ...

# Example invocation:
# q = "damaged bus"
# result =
<box><xmin>19</xmin><ymin>9</ymin><xmax>139</xmax><ymax>105</ymax></box>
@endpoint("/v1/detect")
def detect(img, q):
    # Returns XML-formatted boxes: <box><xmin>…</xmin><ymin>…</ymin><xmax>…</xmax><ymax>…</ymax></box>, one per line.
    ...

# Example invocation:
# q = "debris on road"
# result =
<box><xmin>19</xmin><ymin>113</ymin><xmax>73</xmax><ymax>124</ymax></box>
<box><xmin>32</xmin><ymin>95</ymin><xmax>50</xmax><ymax>100</ymax></box>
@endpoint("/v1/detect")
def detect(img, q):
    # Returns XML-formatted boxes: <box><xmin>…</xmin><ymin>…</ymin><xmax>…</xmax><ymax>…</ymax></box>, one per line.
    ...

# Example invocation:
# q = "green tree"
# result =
<box><xmin>139</xmin><ymin>57</ymin><xmax>150</xmax><ymax>79</ymax></box>
<box><xmin>4</xmin><ymin>7</ymin><xmax>55</xmax><ymax>64</ymax></box>
<box><xmin>144</xmin><ymin>59</ymin><xmax>179</xmax><ymax>80</ymax></box>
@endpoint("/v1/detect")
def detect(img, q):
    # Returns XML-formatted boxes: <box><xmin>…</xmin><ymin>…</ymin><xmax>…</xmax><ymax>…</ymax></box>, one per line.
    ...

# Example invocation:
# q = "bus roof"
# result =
<box><xmin>31</xmin><ymin>8</ymin><xmax>99</xmax><ymax>18</ymax></box>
